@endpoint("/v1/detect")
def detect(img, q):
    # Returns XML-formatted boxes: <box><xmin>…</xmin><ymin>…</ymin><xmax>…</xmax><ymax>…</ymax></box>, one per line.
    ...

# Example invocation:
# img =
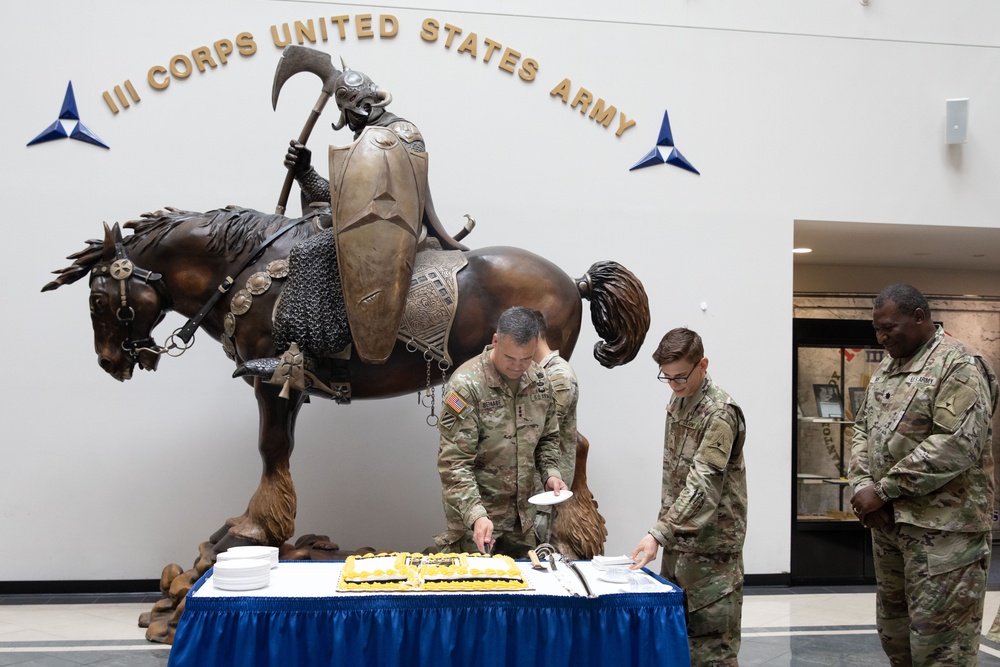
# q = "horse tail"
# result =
<box><xmin>575</xmin><ymin>261</ymin><xmax>651</xmax><ymax>368</ymax></box>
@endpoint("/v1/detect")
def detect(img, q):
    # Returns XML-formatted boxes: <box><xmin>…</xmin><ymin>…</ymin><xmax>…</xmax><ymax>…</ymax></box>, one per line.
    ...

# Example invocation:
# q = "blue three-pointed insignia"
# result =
<box><xmin>629</xmin><ymin>109</ymin><xmax>698</xmax><ymax>175</ymax></box>
<box><xmin>28</xmin><ymin>81</ymin><xmax>109</xmax><ymax>149</ymax></box>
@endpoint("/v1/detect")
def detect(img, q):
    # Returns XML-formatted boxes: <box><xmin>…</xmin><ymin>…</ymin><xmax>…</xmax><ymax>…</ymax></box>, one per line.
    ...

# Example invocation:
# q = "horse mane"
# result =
<box><xmin>42</xmin><ymin>238</ymin><xmax>104</xmax><ymax>291</ymax></box>
<box><xmin>43</xmin><ymin>205</ymin><xmax>307</xmax><ymax>291</ymax></box>
<box><xmin>126</xmin><ymin>206</ymin><xmax>296</xmax><ymax>259</ymax></box>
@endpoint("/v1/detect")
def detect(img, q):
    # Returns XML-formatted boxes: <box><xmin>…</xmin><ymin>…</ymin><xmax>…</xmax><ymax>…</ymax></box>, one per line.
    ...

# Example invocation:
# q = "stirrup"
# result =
<box><xmin>233</xmin><ymin>343</ymin><xmax>351</xmax><ymax>403</ymax></box>
<box><xmin>233</xmin><ymin>357</ymin><xmax>281</xmax><ymax>379</ymax></box>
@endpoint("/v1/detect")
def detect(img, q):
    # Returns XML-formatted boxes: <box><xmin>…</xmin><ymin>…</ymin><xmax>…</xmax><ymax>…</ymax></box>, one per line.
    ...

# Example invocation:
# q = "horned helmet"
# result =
<box><xmin>332</xmin><ymin>66</ymin><xmax>392</xmax><ymax>133</ymax></box>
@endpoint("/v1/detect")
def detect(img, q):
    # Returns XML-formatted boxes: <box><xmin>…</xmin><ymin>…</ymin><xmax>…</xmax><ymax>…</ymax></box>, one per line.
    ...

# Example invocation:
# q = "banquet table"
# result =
<box><xmin>167</xmin><ymin>559</ymin><xmax>690</xmax><ymax>667</ymax></box>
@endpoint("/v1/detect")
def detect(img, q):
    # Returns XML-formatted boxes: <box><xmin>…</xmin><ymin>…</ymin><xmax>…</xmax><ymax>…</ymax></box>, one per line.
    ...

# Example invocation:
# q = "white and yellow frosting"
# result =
<box><xmin>339</xmin><ymin>552</ymin><xmax>527</xmax><ymax>591</ymax></box>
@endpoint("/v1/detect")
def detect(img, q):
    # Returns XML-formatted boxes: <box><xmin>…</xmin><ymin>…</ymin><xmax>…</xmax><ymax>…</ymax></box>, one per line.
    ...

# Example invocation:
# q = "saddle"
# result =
<box><xmin>229</xmin><ymin>241</ymin><xmax>467</xmax><ymax>403</ymax></box>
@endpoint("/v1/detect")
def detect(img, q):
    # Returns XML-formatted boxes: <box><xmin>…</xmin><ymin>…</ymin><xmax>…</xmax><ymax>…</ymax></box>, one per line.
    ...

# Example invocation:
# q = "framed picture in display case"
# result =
<box><xmin>813</xmin><ymin>383</ymin><xmax>844</xmax><ymax>419</ymax></box>
<box><xmin>848</xmin><ymin>387</ymin><xmax>866</xmax><ymax>419</ymax></box>
<box><xmin>793</xmin><ymin>318</ymin><xmax>881</xmax><ymax>584</ymax></box>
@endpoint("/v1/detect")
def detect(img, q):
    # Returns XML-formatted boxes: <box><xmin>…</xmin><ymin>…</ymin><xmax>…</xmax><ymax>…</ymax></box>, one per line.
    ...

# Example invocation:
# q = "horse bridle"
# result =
<box><xmin>91</xmin><ymin>213</ymin><xmax>316</xmax><ymax>368</ymax></box>
<box><xmin>90</xmin><ymin>241</ymin><xmax>177</xmax><ymax>364</ymax></box>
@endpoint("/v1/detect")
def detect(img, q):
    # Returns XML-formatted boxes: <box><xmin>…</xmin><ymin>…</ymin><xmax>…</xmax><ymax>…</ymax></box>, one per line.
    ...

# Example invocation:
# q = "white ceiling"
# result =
<box><xmin>793</xmin><ymin>220</ymin><xmax>1000</xmax><ymax>271</ymax></box>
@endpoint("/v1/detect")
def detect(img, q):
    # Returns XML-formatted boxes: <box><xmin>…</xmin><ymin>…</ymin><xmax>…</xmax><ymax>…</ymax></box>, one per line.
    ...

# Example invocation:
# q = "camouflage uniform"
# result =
<box><xmin>849</xmin><ymin>326</ymin><xmax>999</xmax><ymax>666</ymax></box>
<box><xmin>532</xmin><ymin>351</ymin><xmax>579</xmax><ymax>543</ymax></box>
<box><xmin>436</xmin><ymin>345</ymin><xmax>562</xmax><ymax>558</ymax></box>
<box><xmin>648</xmin><ymin>374</ymin><xmax>747</xmax><ymax>667</ymax></box>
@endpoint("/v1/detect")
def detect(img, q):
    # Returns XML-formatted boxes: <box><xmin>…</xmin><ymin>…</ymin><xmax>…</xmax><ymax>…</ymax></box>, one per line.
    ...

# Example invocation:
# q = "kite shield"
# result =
<box><xmin>329</xmin><ymin>126</ymin><xmax>426</xmax><ymax>363</ymax></box>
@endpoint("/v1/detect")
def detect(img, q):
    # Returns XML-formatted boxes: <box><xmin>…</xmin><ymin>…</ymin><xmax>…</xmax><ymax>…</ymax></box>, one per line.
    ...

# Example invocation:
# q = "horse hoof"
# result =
<box><xmin>233</xmin><ymin>357</ymin><xmax>279</xmax><ymax>378</ymax></box>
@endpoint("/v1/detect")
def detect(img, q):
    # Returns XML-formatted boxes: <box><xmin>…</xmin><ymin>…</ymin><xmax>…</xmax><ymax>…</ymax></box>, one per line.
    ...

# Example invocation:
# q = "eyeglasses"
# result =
<box><xmin>657</xmin><ymin>360</ymin><xmax>702</xmax><ymax>385</ymax></box>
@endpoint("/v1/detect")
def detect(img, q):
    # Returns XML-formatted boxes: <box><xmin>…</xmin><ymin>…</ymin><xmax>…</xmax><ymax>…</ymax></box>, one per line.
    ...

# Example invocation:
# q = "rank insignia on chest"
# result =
<box><xmin>445</xmin><ymin>391</ymin><xmax>467</xmax><ymax>414</ymax></box>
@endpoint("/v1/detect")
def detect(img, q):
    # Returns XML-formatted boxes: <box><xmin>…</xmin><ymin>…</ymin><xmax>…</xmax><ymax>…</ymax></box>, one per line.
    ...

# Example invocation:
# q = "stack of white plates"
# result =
<box><xmin>217</xmin><ymin>546</ymin><xmax>279</xmax><ymax>569</ymax></box>
<box><xmin>212</xmin><ymin>558</ymin><xmax>271</xmax><ymax>591</ymax></box>
<box><xmin>591</xmin><ymin>555</ymin><xmax>634</xmax><ymax>570</ymax></box>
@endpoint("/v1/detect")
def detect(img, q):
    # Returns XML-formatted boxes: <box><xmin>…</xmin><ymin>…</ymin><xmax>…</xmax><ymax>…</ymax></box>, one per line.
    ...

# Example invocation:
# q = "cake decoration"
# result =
<box><xmin>339</xmin><ymin>552</ymin><xmax>528</xmax><ymax>591</ymax></box>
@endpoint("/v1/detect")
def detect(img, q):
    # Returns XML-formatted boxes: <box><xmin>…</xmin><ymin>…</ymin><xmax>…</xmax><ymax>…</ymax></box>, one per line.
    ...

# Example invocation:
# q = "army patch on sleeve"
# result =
<box><xmin>445</xmin><ymin>391</ymin><xmax>467</xmax><ymax>414</ymax></box>
<box><xmin>440</xmin><ymin>411</ymin><xmax>457</xmax><ymax>431</ymax></box>
<box><xmin>700</xmin><ymin>420</ymin><xmax>736</xmax><ymax>471</ymax></box>
<box><xmin>933</xmin><ymin>382</ymin><xmax>978</xmax><ymax>432</ymax></box>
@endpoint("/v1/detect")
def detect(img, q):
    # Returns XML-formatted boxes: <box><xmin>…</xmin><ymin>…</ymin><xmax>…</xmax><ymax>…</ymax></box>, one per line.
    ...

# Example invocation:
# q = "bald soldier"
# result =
<box><xmin>850</xmin><ymin>284</ymin><xmax>999</xmax><ymax>666</ymax></box>
<box><xmin>435</xmin><ymin>306</ymin><xmax>568</xmax><ymax>557</ymax></box>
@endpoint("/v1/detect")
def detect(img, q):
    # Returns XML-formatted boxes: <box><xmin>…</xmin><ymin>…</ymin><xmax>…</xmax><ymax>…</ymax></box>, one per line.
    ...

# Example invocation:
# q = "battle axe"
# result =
<box><xmin>271</xmin><ymin>45</ymin><xmax>341</xmax><ymax>215</ymax></box>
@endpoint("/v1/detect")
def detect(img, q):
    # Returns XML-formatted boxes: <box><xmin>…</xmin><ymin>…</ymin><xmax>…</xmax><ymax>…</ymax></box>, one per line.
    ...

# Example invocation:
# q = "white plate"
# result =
<box><xmin>218</xmin><ymin>546</ymin><xmax>279</xmax><ymax>568</ymax></box>
<box><xmin>592</xmin><ymin>555</ymin><xmax>634</xmax><ymax>569</ymax></box>
<box><xmin>213</xmin><ymin>577</ymin><xmax>270</xmax><ymax>591</ymax></box>
<box><xmin>597</xmin><ymin>567</ymin><xmax>630</xmax><ymax>584</ymax></box>
<box><xmin>219</xmin><ymin>546</ymin><xmax>277</xmax><ymax>558</ymax></box>
<box><xmin>214</xmin><ymin>574</ymin><xmax>271</xmax><ymax>585</ymax></box>
<box><xmin>213</xmin><ymin>558</ymin><xmax>271</xmax><ymax>572</ymax></box>
<box><xmin>528</xmin><ymin>490</ymin><xmax>574</xmax><ymax>506</ymax></box>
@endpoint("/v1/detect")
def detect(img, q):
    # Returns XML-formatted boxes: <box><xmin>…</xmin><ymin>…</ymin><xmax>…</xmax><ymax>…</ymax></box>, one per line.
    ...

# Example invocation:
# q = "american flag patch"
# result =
<box><xmin>445</xmin><ymin>391</ymin><xmax>467</xmax><ymax>413</ymax></box>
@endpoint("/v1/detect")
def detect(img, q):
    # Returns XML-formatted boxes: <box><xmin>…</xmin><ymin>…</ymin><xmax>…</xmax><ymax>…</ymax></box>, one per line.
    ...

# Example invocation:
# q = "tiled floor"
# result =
<box><xmin>0</xmin><ymin>594</ymin><xmax>169</xmax><ymax>666</ymax></box>
<box><xmin>1</xmin><ymin>589</ymin><xmax>1000</xmax><ymax>666</ymax></box>
<box><xmin>741</xmin><ymin>587</ymin><xmax>1000</xmax><ymax>665</ymax></box>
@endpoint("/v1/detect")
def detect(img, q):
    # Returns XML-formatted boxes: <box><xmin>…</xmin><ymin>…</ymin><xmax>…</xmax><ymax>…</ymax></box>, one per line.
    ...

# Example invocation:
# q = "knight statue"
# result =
<box><xmin>239</xmin><ymin>63</ymin><xmax>471</xmax><ymax>395</ymax></box>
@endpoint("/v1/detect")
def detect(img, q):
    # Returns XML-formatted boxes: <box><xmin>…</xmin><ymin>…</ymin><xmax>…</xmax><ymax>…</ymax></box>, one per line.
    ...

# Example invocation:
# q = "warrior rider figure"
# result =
<box><xmin>287</xmin><ymin>67</ymin><xmax>464</xmax><ymax>251</ymax></box>
<box><xmin>239</xmin><ymin>66</ymin><xmax>466</xmax><ymax>398</ymax></box>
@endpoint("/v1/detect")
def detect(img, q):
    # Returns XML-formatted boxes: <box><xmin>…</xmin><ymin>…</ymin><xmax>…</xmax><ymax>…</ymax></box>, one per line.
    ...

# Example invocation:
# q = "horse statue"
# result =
<box><xmin>44</xmin><ymin>204</ymin><xmax>650</xmax><ymax>642</ymax></box>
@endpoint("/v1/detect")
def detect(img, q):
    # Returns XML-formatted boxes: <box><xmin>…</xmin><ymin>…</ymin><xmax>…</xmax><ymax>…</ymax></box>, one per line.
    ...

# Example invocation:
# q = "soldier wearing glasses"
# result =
<box><xmin>630</xmin><ymin>327</ymin><xmax>747</xmax><ymax>667</ymax></box>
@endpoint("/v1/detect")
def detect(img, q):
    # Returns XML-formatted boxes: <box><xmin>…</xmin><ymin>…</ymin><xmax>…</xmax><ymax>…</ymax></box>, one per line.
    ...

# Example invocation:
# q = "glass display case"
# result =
<box><xmin>791</xmin><ymin>318</ymin><xmax>880</xmax><ymax>584</ymax></box>
<box><xmin>796</xmin><ymin>345</ymin><xmax>882</xmax><ymax>522</ymax></box>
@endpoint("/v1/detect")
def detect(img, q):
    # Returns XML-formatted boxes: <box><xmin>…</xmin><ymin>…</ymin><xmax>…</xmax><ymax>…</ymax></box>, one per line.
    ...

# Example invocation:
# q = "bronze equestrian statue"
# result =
<box><xmin>42</xmin><ymin>45</ymin><xmax>651</xmax><ymax>643</ymax></box>
<box><xmin>44</xmin><ymin>209</ymin><xmax>650</xmax><ymax>641</ymax></box>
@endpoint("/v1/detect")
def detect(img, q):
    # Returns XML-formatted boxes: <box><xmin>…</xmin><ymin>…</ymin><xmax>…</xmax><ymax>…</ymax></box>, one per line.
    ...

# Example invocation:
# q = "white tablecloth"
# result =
<box><xmin>193</xmin><ymin>559</ymin><xmax>678</xmax><ymax>598</ymax></box>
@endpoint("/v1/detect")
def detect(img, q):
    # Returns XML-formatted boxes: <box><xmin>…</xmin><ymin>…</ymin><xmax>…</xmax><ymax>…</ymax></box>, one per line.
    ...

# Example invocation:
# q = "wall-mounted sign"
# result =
<box><xmin>629</xmin><ymin>110</ymin><xmax>698</xmax><ymax>175</ymax></box>
<box><xmin>27</xmin><ymin>81</ymin><xmax>109</xmax><ymax>150</ymax></box>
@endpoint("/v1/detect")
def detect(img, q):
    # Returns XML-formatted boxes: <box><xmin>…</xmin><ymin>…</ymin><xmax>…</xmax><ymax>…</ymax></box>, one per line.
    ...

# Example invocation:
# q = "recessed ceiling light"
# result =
<box><xmin>792</xmin><ymin>247</ymin><xmax>812</xmax><ymax>254</ymax></box>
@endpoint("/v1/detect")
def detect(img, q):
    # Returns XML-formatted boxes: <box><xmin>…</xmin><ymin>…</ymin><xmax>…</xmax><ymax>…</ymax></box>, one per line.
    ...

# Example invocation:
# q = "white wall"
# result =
<box><xmin>796</xmin><ymin>265</ymin><xmax>1000</xmax><ymax>297</ymax></box>
<box><xmin>3</xmin><ymin>0</ymin><xmax>998</xmax><ymax>582</ymax></box>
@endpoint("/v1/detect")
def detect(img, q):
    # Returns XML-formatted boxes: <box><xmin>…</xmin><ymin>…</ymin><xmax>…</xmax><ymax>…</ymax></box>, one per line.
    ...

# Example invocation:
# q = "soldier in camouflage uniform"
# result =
<box><xmin>527</xmin><ymin>309</ymin><xmax>580</xmax><ymax>545</ymax></box>
<box><xmin>631</xmin><ymin>328</ymin><xmax>747</xmax><ymax>667</ymax></box>
<box><xmin>436</xmin><ymin>307</ymin><xmax>568</xmax><ymax>558</ymax></box>
<box><xmin>849</xmin><ymin>284</ymin><xmax>999</xmax><ymax>667</ymax></box>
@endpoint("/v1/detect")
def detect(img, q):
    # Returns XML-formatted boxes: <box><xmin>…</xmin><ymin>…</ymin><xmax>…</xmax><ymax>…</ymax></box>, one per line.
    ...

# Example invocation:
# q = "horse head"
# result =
<box><xmin>87</xmin><ymin>223</ymin><xmax>169</xmax><ymax>380</ymax></box>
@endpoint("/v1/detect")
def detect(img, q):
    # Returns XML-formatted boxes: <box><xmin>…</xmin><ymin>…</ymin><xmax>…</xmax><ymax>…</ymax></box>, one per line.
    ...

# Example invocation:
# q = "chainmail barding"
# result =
<box><xmin>273</xmin><ymin>228</ymin><xmax>351</xmax><ymax>358</ymax></box>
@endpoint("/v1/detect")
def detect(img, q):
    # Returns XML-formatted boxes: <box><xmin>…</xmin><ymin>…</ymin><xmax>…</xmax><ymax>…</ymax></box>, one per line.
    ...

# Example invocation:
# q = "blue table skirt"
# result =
<box><xmin>168</xmin><ymin>563</ymin><xmax>690</xmax><ymax>667</ymax></box>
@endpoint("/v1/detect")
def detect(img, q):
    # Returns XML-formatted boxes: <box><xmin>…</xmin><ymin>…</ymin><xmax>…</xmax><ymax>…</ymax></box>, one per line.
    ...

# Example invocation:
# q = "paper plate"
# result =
<box><xmin>213</xmin><ymin>557</ymin><xmax>272</xmax><ymax>572</ymax></box>
<box><xmin>212</xmin><ymin>558</ymin><xmax>272</xmax><ymax>591</ymax></box>
<box><xmin>597</xmin><ymin>567</ymin><xmax>630</xmax><ymax>584</ymax></box>
<box><xmin>214</xmin><ymin>571</ymin><xmax>270</xmax><ymax>580</ymax></box>
<box><xmin>213</xmin><ymin>576</ymin><xmax>270</xmax><ymax>591</ymax></box>
<box><xmin>528</xmin><ymin>490</ymin><xmax>574</xmax><ymax>506</ymax></box>
<box><xmin>218</xmin><ymin>546</ymin><xmax>279</xmax><ymax>569</ymax></box>
<box><xmin>592</xmin><ymin>555</ymin><xmax>634</xmax><ymax>570</ymax></box>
